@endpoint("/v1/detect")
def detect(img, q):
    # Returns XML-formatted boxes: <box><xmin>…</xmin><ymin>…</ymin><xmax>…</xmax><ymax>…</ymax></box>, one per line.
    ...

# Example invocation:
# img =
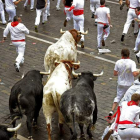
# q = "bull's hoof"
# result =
<box><xmin>80</xmin><ymin>134</ymin><xmax>86</xmax><ymax>140</ymax></box>
<box><xmin>60</xmin><ymin>129</ymin><xmax>64</xmax><ymax>136</ymax></box>
<box><xmin>89</xmin><ymin>137</ymin><xmax>94</xmax><ymax>140</ymax></box>
<box><xmin>13</xmin><ymin>132</ymin><xmax>17</xmax><ymax>139</ymax></box>
<box><xmin>69</xmin><ymin>135</ymin><xmax>77</xmax><ymax>140</ymax></box>
<box><xmin>28</xmin><ymin>136</ymin><xmax>33</xmax><ymax>140</ymax></box>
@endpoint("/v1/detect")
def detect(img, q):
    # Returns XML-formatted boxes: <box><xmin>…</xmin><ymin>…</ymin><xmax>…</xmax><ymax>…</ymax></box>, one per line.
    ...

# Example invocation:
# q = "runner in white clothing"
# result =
<box><xmin>108</xmin><ymin>48</ymin><xmax>140</xmax><ymax>119</ymax></box>
<box><xmin>24</xmin><ymin>0</ymin><xmax>34</xmax><ymax>11</ymax></box>
<box><xmin>35</xmin><ymin>0</ymin><xmax>47</xmax><ymax>32</ymax></box>
<box><xmin>118</xmin><ymin>94</ymin><xmax>140</xmax><ymax>140</ymax></box>
<box><xmin>133</xmin><ymin>7</ymin><xmax>140</xmax><ymax>53</ymax></box>
<box><xmin>0</xmin><ymin>0</ymin><xmax>6</xmax><ymax>24</ymax></box>
<box><xmin>90</xmin><ymin>0</ymin><xmax>100</xmax><ymax>24</ymax></box>
<box><xmin>68</xmin><ymin>0</ymin><xmax>85</xmax><ymax>48</ymax></box>
<box><xmin>2</xmin><ymin>16</ymin><xmax>29</xmax><ymax>72</ymax></box>
<box><xmin>95</xmin><ymin>0</ymin><xmax>112</xmax><ymax>49</ymax></box>
<box><xmin>63</xmin><ymin>0</ymin><xmax>73</xmax><ymax>27</ymax></box>
<box><xmin>121</xmin><ymin>0</ymin><xmax>140</xmax><ymax>42</ymax></box>
<box><xmin>5</xmin><ymin>0</ymin><xmax>21</xmax><ymax>22</ymax></box>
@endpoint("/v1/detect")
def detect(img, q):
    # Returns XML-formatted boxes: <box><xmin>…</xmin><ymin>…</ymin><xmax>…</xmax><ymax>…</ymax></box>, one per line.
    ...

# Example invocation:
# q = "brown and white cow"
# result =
<box><xmin>44</xmin><ymin>29</ymin><xmax>87</xmax><ymax>74</ymax></box>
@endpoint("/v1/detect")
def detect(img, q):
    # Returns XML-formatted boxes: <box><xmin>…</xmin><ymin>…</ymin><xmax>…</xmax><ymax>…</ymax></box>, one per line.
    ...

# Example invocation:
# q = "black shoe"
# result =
<box><xmin>132</xmin><ymin>20</ymin><xmax>135</xmax><ymax>27</ymax></box>
<box><xmin>120</xmin><ymin>3</ymin><xmax>125</xmax><ymax>10</ymax></box>
<box><xmin>14</xmin><ymin>63</ymin><xmax>19</xmax><ymax>72</ymax></box>
<box><xmin>35</xmin><ymin>26</ymin><xmax>38</xmax><ymax>32</ymax></box>
<box><xmin>134</xmin><ymin>32</ymin><xmax>138</xmax><ymax>38</ymax></box>
<box><xmin>64</xmin><ymin>19</ymin><xmax>67</xmax><ymax>27</ymax></box>
<box><xmin>81</xmin><ymin>41</ymin><xmax>84</xmax><ymax>48</ymax></box>
<box><xmin>121</xmin><ymin>34</ymin><xmax>125</xmax><ymax>42</ymax></box>
<box><xmin>30</xmin><ymin>8</ymin><xmax>34</xmax><ymax>11</ymax></box>
<box><xmin>102</xmin><ymin>40</ymin><xmax>105</xmax><ymax>46</ymax></box>
<box><xmin>136</xmin><ymin>55</ymin><xmax>140</xmax><ymax>63</ymax></box>
<box><xmin>91</xmin><ymin>12</ymin><xmax>94</xmax><ymax>18</ymax></box>
<box><xmin>108</xmin><ymin>111</ymin><xmax>113</xmax><ymax>120</ymax></box>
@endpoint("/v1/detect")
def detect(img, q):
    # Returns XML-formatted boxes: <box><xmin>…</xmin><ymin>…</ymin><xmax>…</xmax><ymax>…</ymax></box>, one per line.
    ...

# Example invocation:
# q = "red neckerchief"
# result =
<box><xmin>122</xmin><ymin>57</ymin><xmax>130</xmax><ymax>59</ymax></box>
<box><xmin>100</xmin><ymin>5</ymin><xmax>105</xmax><ymax>7</ymax></box>
<box><xmin>138</xmin><ymin>12</ymin><xmax>140</xmax><ymax>15</ymax></box>
<box><xmin>127</xmin><ymin>101</ymin><xmax>138</xmax><ymax>106</ymax></box>
<box><xmin>11</xmin><ymin>21</ymin><xmax>19</xmax><ymax>27</ymax></box>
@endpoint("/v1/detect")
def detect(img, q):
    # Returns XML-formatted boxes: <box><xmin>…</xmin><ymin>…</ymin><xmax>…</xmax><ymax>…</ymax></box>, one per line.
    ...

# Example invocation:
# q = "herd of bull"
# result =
<box><xmin>0</xmin><ymin>29</ymin><xmax>104</xmax><ymax>140</ymax></box>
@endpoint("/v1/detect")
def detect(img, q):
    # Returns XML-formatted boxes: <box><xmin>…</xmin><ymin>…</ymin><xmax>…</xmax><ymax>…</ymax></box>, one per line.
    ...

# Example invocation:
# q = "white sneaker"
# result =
<box><xmin>47</xmin><ymin>13</ymin><xmax>50</xmax><ymax>17</ymax></box>
<box><xmin>20</xmin><ymin>59</ymin><xmax>24</xmax><ymax>65</ymax></box>
<box><xmin>133</xmin><ymin>48</ymin><xmax>139</xmax><ymax>53</ymax></box>
<box><xmin>56</xmin><ymin>6</ymin><xmax>60</xmax><ymax>11</ymax></box>
<box><xmin>9</xmin><ymin>42</ymin><xmax>13</xmax><ymax>46</ymax></box>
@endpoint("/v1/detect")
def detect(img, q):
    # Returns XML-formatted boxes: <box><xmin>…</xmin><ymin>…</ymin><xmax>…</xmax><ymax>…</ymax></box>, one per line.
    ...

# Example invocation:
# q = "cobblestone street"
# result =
<box><xmin>0</xmin><ymin>0</ymin><xmax>139</xmax><ymax>139</ymax></box>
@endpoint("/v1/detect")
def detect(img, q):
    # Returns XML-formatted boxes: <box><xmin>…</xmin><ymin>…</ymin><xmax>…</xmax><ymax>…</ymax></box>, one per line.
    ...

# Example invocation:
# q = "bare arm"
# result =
<box><xmin>114</xmin><ymin>70</ymin><xmax>118</xmax><ymax>76</ymax></box>
<box><xmin>126</xmin><ymin>0</ymin><xmax>130</xmax><ymax>7</ymax></box>
<box><xmin>14</xmin><ymin>0</ymin><xmax>21</xmax><ymax>5</ymax></box>
<box><xmin>45</xmin><ymin>0</ymin><xmax>47</xmax><ymax>7</ymax></box>
<box><xmin>133</xmin><ymin>71</ymin><xmax>140</xmax><ymax>77</ymax></box>
<box><xmin>63</xmin><ymin>0</ymin><xmax>65</xmax><ymax>5</ymax></box>
<box><xmin>107</xmin><ymin>13</ymin><xmax>112</xmax><ymax>27</ymax></box>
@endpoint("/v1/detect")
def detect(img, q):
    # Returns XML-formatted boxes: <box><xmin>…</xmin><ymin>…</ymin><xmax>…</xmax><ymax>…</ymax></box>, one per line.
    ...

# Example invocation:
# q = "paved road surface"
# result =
<box><xmin>0</xmin><ymin>0</ymin><xmax>139</xmax><ymax>139</ymax></box>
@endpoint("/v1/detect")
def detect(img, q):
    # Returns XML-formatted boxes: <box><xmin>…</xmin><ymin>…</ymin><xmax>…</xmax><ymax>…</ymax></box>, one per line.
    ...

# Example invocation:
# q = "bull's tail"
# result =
<box><xmin>71</xmin><ymin>111</ymin><xmax>77</xmax><ymax>139</ymax></box>
<box><xmin>51</xmin><ymin>89</ymin><xmax>64</xmax><ymax>123</ymax></box>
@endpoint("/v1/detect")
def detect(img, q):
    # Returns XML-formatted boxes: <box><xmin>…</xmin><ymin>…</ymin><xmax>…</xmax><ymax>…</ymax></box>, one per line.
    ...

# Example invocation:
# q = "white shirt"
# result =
<box><xmin>129</xmin><ymin>0</ymin><xmax>140</xmax><ymax>8</ymax></box>
<box><xmin>114</xmin><ymin>59</ymin><xmax>137</xmax><ymax>86</ymax></box>
<box><xmin>5</xmin><ymin>0</ymin><xmax>16</xmax><ymax>9</ymax></box>
<box><xmin>3</xmin><ymin>22</ymin><xmax>29</xmax><ymax>40</ymax></box>
<box><xmin>95</xmin><ymin>6</ymin><xmax>110</xmax><ymax>23</ymax></box>
<box><xmin>119</xmin><ymin>79</ymin><xmax>140</xmax><ymax>106</ymax></box>
<box><xmin>0</xmin><ymin>0</ymin><xmax>4</xmax><ymax>11</ymax></box>
<box><xmin>72</xmin><ymin>0</ymin><xmax>84</xmax><ymax>10</ymax></box>
<box><xmin>118</xmin><ymin>101</ymin><xmax>140</xmax><ymax>129</ymax></box>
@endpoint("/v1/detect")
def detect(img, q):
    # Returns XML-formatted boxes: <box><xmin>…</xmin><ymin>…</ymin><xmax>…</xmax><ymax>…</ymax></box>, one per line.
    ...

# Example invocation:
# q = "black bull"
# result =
<box><xmin>9</xmin><ymin>70</ymin><xmax>44</xmax><ymax>139</ymax></box>
<box><xmin>0</xmin><ymin>125</ymin><xmax>15</xmax><ymax>140</ymax></box>
<box><xmin>60</xmin><ymin>72</ymin><xmax>98</xmax><ymax>140</ymax></box>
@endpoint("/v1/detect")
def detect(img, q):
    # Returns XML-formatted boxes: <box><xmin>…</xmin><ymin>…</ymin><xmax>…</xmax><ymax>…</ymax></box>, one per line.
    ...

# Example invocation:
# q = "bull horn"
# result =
<box><xmin>78</xmin><ymin>30</ymin><xmax>88</xmax><ymax>35</ymax></box>
<box><xmin>72</xmin><ymin>68</ymin><xmax>81</xmax><ymax>78</ymax></box>
<box><xmin>60</xmin><ymin>29</ymin><xmax>66</xmax><ymax>34</ymax></box>
<box><xmin>93</xmin><ymin>70</ymin><xmax>104</xmax><ymax>77</ymax></box>
<box><xmin>40</xmin><ymin>70</ymin><xmax>50</xmax><ymax>75</ymax></box>
<box><xmin>7</xmin><ymin>123</ymin><xmax>21</xmax><ymax>132</ymax></box>
<box><xmin>71</xmin><ymin>60</ymin><xmax>80</xmax><ymax>65</ymax></box>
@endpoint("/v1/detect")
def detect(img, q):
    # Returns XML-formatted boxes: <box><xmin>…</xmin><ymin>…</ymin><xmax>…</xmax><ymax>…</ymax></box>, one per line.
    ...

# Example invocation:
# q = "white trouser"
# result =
<box><xmin>90</xmin><ymin>0</ymin><xmax>100</xmax><ymax>13</ymax></box>
<box><xmin>73</xmin><ymin>14</ymin><xmax>84</xmax><ymax>41</ymax></box>
<box><xmin>114</xmin><ymin>85</ymin><xmax>130</xmax><ymax>103</ymax></box>
<box><xmin>118</xmin><ymin>128</ymin><xmax>140</xmax><ymax>140</ymax></box>
<box><xmin>5</xmin><ymin>8</ymin><xmax>16</xmax><ymax>21</ymax></box>
<box><xmin>136</xmin><ymin>51</ymin><xmax>140</xmax><ymax>57</ymax></box>
<box><xmin>123</xmin><ymin>9</ymin><xmax>138</xmax><ymax>34</ymax></box>
<box><xmin>47</xmin><ymin>0</ymin><xmax>50</xmax><ymax>15</ymax></box>
<box><xmin>56</xmin><ymin>0</ymin><xmax>61</xmax><ymax>8</ymax></box>
<box><xmin>24</xmin><ymin>0</ymin><xmax>34</xmax><ymax>9</ymax></box>
<box><xmin>134</xmin><ymin>28</ymin><xmax>140</xmax><ymax>52</ymax></box>
<box><xmin>97</xmin><ymin>23</ymin><xmax>110</xmax><ymax>47</ymax></box>
<box><xmin>0</xmin><ymin>10</ymin><xmax>6</xmax><ymax>24</ymax></box>
<box><xmin>12</xmin><ymin>42</ymin><xmax>26</xmax><ymax>66</ymax></box>
<box><xmin>35</xmin><ymin>7</ymin><xmax>47</xmax><ymax>26</ymax></box>
<box><xmin>64</xmin><ymin>7</ymin><xmax>73</xmax><ymax>21</ymax></box>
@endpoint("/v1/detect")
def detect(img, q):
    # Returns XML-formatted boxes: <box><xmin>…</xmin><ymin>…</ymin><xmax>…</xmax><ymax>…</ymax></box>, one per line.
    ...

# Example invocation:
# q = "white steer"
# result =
<box><xmin>42</xmin><ymin>61</ymin><xmax>80</xmax><ymax>140</ymax></box>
